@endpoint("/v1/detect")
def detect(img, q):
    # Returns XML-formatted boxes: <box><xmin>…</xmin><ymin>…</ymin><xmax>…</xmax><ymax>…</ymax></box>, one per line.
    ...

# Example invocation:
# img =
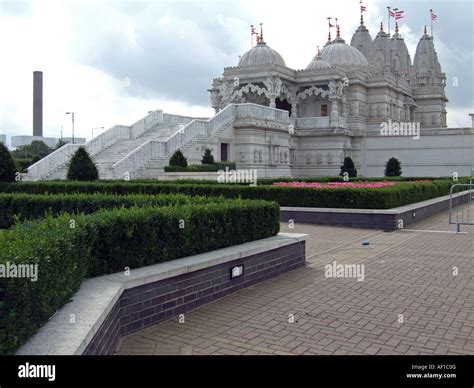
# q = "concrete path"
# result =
<box><xmin>115</xmin><ymin>205</ymin><xmax>474</xmax><ymax>355</ymax></box>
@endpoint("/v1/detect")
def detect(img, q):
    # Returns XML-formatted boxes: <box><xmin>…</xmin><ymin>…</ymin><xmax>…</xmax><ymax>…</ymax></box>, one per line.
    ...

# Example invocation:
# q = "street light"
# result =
<box><xmin>92</xmin><ymin>126</ymin><xmax>104</xmax><ymax>139</ymax></box>
<box><xmin>65</xmin><ymin>112</ymin><xmax>74</xmax><ymax>144</ymax></box>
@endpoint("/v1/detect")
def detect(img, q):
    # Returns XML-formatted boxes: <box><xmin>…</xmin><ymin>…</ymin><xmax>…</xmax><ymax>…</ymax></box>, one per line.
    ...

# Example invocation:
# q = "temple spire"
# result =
<box><xmin>424</xmin><ymin>25</ymin><xmax>427</xmax><ymax>35</ymax></box>
<box><xmin>380</xmin><ymin>21</ymin><xmax>383</xmax><ymax>31</ymax></box>
<box><xmin>259</xmin><ymin>23</ymin><xmax>263</xmax><ymax>42</ymax></box>
<box><xmin>395</xmin><ymin>21</ymin><xmax>399</xmax><ymax>33</ymax></box>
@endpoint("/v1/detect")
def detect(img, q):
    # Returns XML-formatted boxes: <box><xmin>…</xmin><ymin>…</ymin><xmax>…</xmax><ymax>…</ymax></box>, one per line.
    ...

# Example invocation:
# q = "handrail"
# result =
<box><xmin>448</xmin><ymin>183</ymin><xmax>474</xmax><ymax>232</ymax></box>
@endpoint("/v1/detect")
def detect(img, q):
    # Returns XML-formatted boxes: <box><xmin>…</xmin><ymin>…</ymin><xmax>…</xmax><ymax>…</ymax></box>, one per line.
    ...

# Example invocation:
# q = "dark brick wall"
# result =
<box><xmin>83</xmin><ymin>240</ymin><xmax>305</xmax><ymax>355</ymax></box>
<box><xmin>280</xmin><ymin>192</ymin><xmax>471</xmax><ymax>230</ymax></box>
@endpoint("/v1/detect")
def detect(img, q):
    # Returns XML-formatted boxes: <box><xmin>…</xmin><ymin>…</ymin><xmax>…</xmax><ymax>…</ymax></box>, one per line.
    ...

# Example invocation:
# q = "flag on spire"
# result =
<box><xmin>327</xmin><ymin>17</ymin><xmax>335</xmax><ymax>28</ymax></box>
<box><xmin>394</xmin><ymin>8</ymin><xmax>404</xmax><ymax>20</ymax></box>
<box><xmin>360</xmin><ymin>0</ymin><xmax>366</xmax><ymax>12</ymax></box>
<box><xmin>429</xmin><ymin>9</ymin><xmax>437</xmax><ymax>37</ymax></box>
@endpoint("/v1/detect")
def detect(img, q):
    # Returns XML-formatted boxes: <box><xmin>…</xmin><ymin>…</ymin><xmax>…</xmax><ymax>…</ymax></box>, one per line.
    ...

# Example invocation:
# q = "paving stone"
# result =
<box><xmin>115</xmin><ymin>207</ymin><xmax>474</xmax><ymax>355</ymax></box>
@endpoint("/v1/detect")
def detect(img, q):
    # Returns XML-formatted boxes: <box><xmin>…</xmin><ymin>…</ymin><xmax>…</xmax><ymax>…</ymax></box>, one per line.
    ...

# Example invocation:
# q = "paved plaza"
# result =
<box><xmin>116</xmin><ymin>205</ymin><xmax>474</xmax><ymax>355</ymax></box>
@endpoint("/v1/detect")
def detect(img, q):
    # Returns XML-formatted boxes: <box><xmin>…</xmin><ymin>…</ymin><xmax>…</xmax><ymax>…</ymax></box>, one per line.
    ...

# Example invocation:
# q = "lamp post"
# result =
<box><xmin>65</xmin><ymin>112</ymin><xmax>75</xmax><ymax>144</ymax></box>
<box><xmin>92</xmin><ymin>126</ymin><xmax>104</xmax><ymax>139</ymax></box>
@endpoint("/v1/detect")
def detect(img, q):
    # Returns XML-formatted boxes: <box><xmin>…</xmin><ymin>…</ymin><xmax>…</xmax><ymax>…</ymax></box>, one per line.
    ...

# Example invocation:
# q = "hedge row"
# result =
<box><xmin>0</xmin><ymin>199</ymin><xmax>280</xmax><ymax>354</ymax></box>
<box><xmin>0</xmin><ymin>192</ymin><xmax>222</xmax><ymax>228</ymax></box>
<box><xmin>0</xmin><ymin>179</ymin><xmax>459</xmax><ymax>209</ymax></box>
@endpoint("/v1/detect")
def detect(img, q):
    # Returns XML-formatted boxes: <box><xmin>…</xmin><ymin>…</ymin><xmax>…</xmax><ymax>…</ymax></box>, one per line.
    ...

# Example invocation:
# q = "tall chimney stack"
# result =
<box><xmin>33</xmin><ymin>71</ymin><xmax>43</xmax><ymax>137</ymax></box>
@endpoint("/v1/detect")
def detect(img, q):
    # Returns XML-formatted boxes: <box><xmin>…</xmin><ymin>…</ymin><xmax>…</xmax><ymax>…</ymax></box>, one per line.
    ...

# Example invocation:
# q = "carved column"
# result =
<box><xmin>264</xmin><ymin>77</ymin><xmax>282</xmax><ymax>110</ymax></box>
<box><xmin>330</xmin><ymin>99</ymin><xmax>339</xmax><ymax>127</ymax></box>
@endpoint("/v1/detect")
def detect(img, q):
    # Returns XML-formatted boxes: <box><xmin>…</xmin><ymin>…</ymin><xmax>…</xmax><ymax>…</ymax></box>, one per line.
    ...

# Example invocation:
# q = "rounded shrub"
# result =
<box><xmin>339</xmin><ymin>157</ymin><xmax>357</xmax><ymax>178</ymax></box>
<box><xmin>201</xmin><ymin>148</ymin><xmax>215</xmax><ymax>165</ymax></box>
<box><xmin>169</xmin><ymin>149</ymin><xmax>188</xmax><ymax>168</ymax></box>
<box><xmin>385</xmin><ymin>157</ymin><xmax>402</xmax><ymax>177</ymax></box>
<box><xmin>67</xmin><ymin>147</ymin><xmax>99</xmax><ymax>181</ymax></box>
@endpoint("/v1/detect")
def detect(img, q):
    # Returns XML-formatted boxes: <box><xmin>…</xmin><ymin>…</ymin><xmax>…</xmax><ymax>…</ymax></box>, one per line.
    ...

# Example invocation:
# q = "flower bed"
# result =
<box><xmin>272</xmin><ymin>180</ymin><xmax>431</xmax><ymax>189</ymax></box>
<box><xmin>273</xmin><ymin>181</ymin><xmax>397</xmax><ymax>189</ymax></box>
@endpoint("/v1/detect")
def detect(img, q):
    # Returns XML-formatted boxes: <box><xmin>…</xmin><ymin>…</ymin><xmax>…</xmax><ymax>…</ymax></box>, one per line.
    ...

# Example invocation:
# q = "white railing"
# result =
<box><xmin>163</xmin><ymin>113</ymin><xmax>197</xmax><ymax>125</ymax></box>
<box><xmin>27</xmin><ymin>143</ymin><xmax>80</xmax><ymax>180</ymax></box>
<box><xmin>86</xmin><ymin>125</ymin><xmax>131</xmax><ymax>156</ymax></box>
<box><xmin>111</xmin><ymin>104</ymin><xmax>290</xmax><ymax>179</ymax></box>
<box><xmin>130</xmin><ymin>110</ymin><xmax>163</xmax><ymax>139</ymax></box>
<box><xmin>295</xmin><ymin>116</ymin><xmax>330</xmax><ymax>129</ymax></box>
<box><xmin>235</xmin><ymin>104</ymin><xmax>290</xmax><ymax>123</ymax></box>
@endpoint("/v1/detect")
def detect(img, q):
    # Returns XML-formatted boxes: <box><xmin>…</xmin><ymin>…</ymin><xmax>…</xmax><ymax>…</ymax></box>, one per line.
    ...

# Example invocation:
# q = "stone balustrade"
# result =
<box><xmin>27</xmin><ymin>143</ymin><xmax>80</xmax><ymax>180</ymax></box>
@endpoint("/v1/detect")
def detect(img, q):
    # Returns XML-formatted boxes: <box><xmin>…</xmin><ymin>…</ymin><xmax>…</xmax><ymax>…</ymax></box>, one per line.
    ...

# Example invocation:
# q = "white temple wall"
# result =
<box><xmin>361</xmin><ymin>128</ymin><xmax>474</xmax><ymax>177</ymax></box>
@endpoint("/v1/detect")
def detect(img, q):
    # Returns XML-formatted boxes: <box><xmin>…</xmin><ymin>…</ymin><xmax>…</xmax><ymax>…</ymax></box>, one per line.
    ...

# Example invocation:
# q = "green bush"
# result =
<box><xmin>339</xmin><ymin>157</ymin><xmax>357</xmax><ymax>178</ymax></box>
<box><xmin>201</xmin><ymin>148</ymin><xmax>215</xmax><ymax>164</ymax></box>
<box><xmin>164</xmin><ymin>162</ymin><xmax>236</xmax><ymax>173</ymax></box>
<box><xmin>169</xmin><ymin>149</ymin><xmax>187</xmax><ymax>168</ymax></box>
<box><xmin>0</xmin><ymin>199</ymin><xmax>279</xmax><ymax>354</ymax></box>
<box><xmin>0</xmin><ymin>192</ymin><xmax>221</xmax><ymax>228</ymax></box>
<box><xmin>14</xmin><ymin>159</ymin><xmax>34</xmax><ymax>174</ymax></box>
<box><xmin>67</xmin><ymin>147</ymin><xmax>99</xmax><ymax>181</ymax></box>
<box><xmin>0</xmin><ymin>143</ymin><xmax>16</xmax><ymax>183</ymax></box>
<box><xmin>385</xmin><ymin>157</ymin><xmax>402</xmax><ymax>177</ymax></box>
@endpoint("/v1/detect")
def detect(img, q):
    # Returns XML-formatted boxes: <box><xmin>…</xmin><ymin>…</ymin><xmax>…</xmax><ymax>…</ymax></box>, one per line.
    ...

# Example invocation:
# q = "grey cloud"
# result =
<box><xmin>384</xmin><ymin>0</ymin><xmax>473</xmax><ymax>109</ymax></box>
<box><xmin>65</xmin><ymin>0</ymin><xmax>472</xmax><ymax>112</ymax></box>
<box><xmin>67</xmin><ymin>1</ymin><xmax>252</xmax><ymax>106</ymax></box>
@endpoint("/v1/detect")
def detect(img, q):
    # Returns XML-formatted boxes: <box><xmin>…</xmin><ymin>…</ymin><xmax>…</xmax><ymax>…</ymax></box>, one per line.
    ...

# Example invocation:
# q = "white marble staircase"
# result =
<box><xmin>25</xmin><ymin>104</ymin><xmax>290</xmax><ymax>181</ymax></box>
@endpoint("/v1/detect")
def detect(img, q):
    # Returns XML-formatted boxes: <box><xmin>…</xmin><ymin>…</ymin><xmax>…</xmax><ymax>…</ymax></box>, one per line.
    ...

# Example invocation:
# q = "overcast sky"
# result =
<box><xmin>0</xmin><ymin>0</ymin><xmax>472</xmax><ymax>144</ymax></box>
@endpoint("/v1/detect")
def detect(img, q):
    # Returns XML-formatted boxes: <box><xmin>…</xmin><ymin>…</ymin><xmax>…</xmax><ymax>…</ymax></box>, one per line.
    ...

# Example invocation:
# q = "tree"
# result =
<box><xmin>385</xmin><ymin>157</ymin><xmax>402</xmax><ymax>177</ymax></box>
<box><xmin>0</xmin><ymin>142</ymin><xmax>16</xmax><ymax>182</ymax></box>
<box><xmin>339</xmin><ymin>157</ymin><xmax>357</xmax><ymax>178</ymax></box>
<box><xmin>12</xmin><ymin>140</ymin><xmax>51</xmax><ymax>160</ymax></box>
<box><xmin>201</xmin><ymin>148</ymin><xmax>215</xmax><ymax>165</ymax></box>
<box><xmin>54</xmin><ymin>139</ymin><xmax>69</xmax><ymax>150</ymax></box>
<box><xmin>169</xmin><ymin>149</ymin><xmax>188</xmax><ymax>168</ymax></box>
<box><xmin>67</xmin><ymin>147</ymin><xmax>99</xmax><ymax>181</ymax></box>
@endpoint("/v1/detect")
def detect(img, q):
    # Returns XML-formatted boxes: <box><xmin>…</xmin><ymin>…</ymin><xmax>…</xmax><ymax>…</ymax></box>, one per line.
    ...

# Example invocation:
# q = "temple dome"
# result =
<box><xmin>320</xmin><ymin>36</ymin><xmax>368</xmax><ymax>67</ymax></box>
<box><xmin>350</xmin><ymin>21</ymin><xmax>374</xmax><ymax>61</ymax></box>
<box><xmin>307</xmin><ymin>48</ymin><xmax>332</xmax><ymax>70</ymax></box>
<box><xmin>238</xmin><ymin>41</ymin><xmax>286</xmax><ymax>67</ymax></box>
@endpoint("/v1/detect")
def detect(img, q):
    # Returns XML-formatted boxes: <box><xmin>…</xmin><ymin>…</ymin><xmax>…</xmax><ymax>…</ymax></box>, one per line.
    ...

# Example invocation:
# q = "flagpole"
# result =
<box><xmin>387</xmin><ymin>7</ymin><xmax>391</xmax><ymax>35</ymax></box>
<box><xmin>430</xmin><ymin>9</ymin><xmax>433</xmax><ymax>38</ymax></box>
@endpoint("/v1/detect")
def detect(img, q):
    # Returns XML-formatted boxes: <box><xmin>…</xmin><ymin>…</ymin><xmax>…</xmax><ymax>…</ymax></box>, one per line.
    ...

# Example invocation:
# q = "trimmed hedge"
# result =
<box><xmin>0</xmin><ymin>214</ymin><xmax>90</xmax><ymax>355</ymax></box>
<box><xmin>0</xmin><ymin>192</ymin><xmax>221</xmax><ymax>228</ymax></box>
<box><xmin>164</xmin><ymin>162</ymin><xmax>236</xmax><ymax>173</ymax></box>
<box><xmin>0</xmin><ymin>179</ymin><xmax>464</xmax><ymax>209</ymax></box>
<box><xmin>0</xmin><ymin>199</ymin><xmax>279</xmax><ymax>354</ymax></box>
